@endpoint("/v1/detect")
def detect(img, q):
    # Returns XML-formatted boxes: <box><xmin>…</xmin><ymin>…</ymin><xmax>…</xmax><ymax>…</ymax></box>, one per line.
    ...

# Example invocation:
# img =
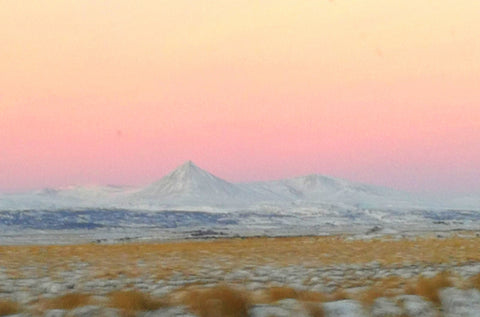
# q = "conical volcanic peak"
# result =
<box><xmin>161</xmin><ymin>161</ymin><xmax>223</xmax><ymax>188</ymax></box>
<box><xmin>168</xmin><ymin>160</ymin><xmax>204</xmax><ymax>181</ymax></box>
<box><xmin>0</xmin><ymin>161</ymin><xmax>452</xmax><ymax>211</ymax></box>
<box><xmin>133</xmin><ymin>161</ymin><xmax>251</xmax><ymax>205</ymax></box>
<box><xmin>177</xmin><ymin>160</ymin><xmax>196</xmax><ymax>171</ymax></box>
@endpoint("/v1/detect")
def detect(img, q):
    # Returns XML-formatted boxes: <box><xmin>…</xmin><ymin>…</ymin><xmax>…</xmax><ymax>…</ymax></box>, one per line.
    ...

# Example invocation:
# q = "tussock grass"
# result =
<box><xmin>260</xmin><ymin>287</ymin><xmax>327</xmax><ymax>303</ymax></box>
<box><xmin>355</xmin><ymin>275</ymin><xmax>408</xmax><ymax>306</ymax></box>
<box><xmin>298</xmin><ymin>291</ymin><xmax>328</xmax><ymax>302</ymax></box>
<box><xmin>359</xmin><ymin>287</ymin><xmax>384</xmax><ymax>306</ymax></box>
<box><xmin>0</xmin><ymin>233</ymin><xmax>478</xmax><ymax>310</ymax></box>
<box><xmin>1</xmin><ymin>234</ymin><xmax>479</xmax><ymax>317</ymax></box>
<box><xmin>2</xmin><ymin>234</ymin><xmax>480</xmax><ymax>282</ymax></box>
<box><xmin>377</xmin><ymin>276</ymin><xmax>404</xmax><ymax>290</ymax></box>
<box><xmin>407</xmin><ymin>271</ymin><xmax>453</xmax><ymax>304</ymax></box>
<box><xmin>267</xmin><ymin>287</ymin><xmax>298</xmax><ymax>302</ymax></box>
<box><xmin>0</xmin><ymin>300</ymin><xmax>19</xmax><ymax>316</ymax></box>
<box><xmin>303</xmin><ymin>302</ymin><xmax>325</xmax><ymax>317</ymax></box>
<box><xmin>43</xmin><ymin>293</ymin><xmax>91</xmax><ymax>310</ymax></box>
<box><xmin>469</xmin><ymin>273</ymin><xmax>480</xmax><ymax>290</ymax></box>
<box><xmin>184</xmin><ymin>285</ymin><xmax>250</xmax><ymax>317</ymax></box>
<box><xmin>108</xmin><ymin>290</ymin><xmax>165</xmax><ymax>314</ymax></box>
<box><xmin>328</xmin><ymin>288</ymin><xmax>349</xmax><ymax>301</ymax></box>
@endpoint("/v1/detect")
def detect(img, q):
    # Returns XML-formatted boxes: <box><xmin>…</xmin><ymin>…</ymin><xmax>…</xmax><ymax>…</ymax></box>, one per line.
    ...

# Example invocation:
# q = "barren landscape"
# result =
<box><xmin>2</xmin><ymin>232</ymin><xmax>480</xmax><ymax>316</ymax></box>
<box><xmin>3</xmin><ymin>1</ymin><xmax>480</xmax><ymax>316</ymax></box>
<box><xmin>1</xmin><ymin>160</ymin><xmax>479</xmax><ymax>317</ymax></box>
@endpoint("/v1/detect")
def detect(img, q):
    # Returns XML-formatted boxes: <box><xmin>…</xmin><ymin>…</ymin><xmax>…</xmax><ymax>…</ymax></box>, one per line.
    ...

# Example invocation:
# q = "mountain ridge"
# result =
<box><xmin>0</xmin><ymin>161</ymin><xmax>477</xmax><ymax>211</ymax></box>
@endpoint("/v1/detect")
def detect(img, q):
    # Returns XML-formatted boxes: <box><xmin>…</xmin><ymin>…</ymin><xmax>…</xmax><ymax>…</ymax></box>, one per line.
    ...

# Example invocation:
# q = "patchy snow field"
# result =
<box><xmin>1</xmin><ymin>234</ymin><xmax>480</xmax><ymax>316</ymax></box>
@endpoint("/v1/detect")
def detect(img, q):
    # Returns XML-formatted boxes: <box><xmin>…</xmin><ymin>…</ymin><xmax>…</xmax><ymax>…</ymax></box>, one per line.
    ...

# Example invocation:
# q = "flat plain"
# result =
<box><xmin>1</xmin><ymin>232</ymin><xmax>480</xmax><ymax>316</ymax></box>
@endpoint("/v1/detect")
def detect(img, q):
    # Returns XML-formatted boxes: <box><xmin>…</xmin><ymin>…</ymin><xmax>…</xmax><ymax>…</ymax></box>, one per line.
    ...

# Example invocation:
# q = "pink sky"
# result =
<box><xmin>1</xmin><ymin>0</ymin><xmax>480</xmax><ymax>193</ymax></box>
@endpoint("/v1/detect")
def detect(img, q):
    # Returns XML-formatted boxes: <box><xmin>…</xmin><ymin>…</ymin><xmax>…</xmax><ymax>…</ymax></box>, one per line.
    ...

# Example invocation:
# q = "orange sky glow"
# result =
<box><xmin>1</xmin><ymin>1</ymin><xmax>479</xmax><ymax>193</ymax></box>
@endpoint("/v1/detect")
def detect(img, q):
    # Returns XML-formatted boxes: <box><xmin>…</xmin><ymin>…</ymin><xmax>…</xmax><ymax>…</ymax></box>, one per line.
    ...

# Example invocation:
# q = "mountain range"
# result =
<box><xmin>0</xmin><ymin>161</ymin><xmax>477</xmax><ymax>212</ymax></box>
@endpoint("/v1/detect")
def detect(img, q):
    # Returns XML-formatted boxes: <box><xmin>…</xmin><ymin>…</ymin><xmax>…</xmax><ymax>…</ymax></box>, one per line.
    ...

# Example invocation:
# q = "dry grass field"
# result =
<box><xmin>1</xmin><ymin>233</ymin><xmax>480</xmax><ymax>316</ymax></box>
<box><xmin>0</xmin><ymin>300</ymin><xmax>19</xmax><ymax>316</ymax></box>
<box><xmin>1</xmin><ymin>233</ymin><xmax>480</xmax><ymax>278</ymax></box>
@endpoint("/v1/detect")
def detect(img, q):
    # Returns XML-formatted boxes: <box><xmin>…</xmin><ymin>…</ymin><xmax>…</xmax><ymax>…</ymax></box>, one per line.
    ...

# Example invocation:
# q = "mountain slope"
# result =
<box><xmin>125</xmin><ymin>161</ymin><xmax>264</xmax><ymax>208</ymax></box>
<box><xmin>246</xmin><ymin>174</ymin><xmax>425</xmax><ymax>209</ymax></box>
<box><xmin>0</xmin><ymin>161</ymin><xmax>473</xmax><ymax>211</ymax></box>
<box><xmin>0</xmin><ymin>185</ymin><xmax>133</xmax><ymax>211</ymax></box>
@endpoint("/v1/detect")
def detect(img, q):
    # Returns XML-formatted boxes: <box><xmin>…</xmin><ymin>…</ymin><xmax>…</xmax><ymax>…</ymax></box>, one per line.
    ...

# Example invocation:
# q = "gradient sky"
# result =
<box><xmin>1</xmin><ymin>0</ymin><xmax>480</xmax><ymax>193</ymax></box>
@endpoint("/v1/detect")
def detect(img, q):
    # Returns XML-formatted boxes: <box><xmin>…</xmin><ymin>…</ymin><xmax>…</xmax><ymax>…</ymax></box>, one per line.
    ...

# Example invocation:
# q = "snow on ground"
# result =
<box><xmin>1</xmin><ymin>235</ymin><xmax>480</xmax><ymax>316</ymax></box>
<box><xmin>1</xmin><ymin>162</ymin><xmax>480</xmax><ymax>315</ymax></box>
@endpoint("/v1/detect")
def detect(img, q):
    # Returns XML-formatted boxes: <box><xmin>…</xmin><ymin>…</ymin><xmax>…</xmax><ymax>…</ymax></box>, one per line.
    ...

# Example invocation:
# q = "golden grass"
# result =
<box><xmin>406</xmin><ymin>271</ymin><xmax>453</xmax><ymax>304</ymax></box>
<box><xmin>255</xmin><ymin>287</ymin><xmax>328</xmax><ymax>304</ymax></box>
<box><xmin>298</xmin><ymin>291</ymin><xmax>328</xmax><ymax>303</ymax></box>
<box><xmin>183</xmin><ymin>285</ymin><xmax>327</xmax><ymax>316</ymax></box>
<box><xmin>359</xmin><ymin>287</ymin><xmax>385</xmax><ymax>306</ymax></box>
<box><xmin>469</xmin><ymin>273</ymin><xmax>480</xmax><ymax>290</ymax></box>
<box><xmin>184</xmin><ymin>285</ymin><xmax>250</xmax><ymax>317</ymax></box>
<box><xmin>1</xmin><ymin>234</ymin><xmax>477</xmax><ymax>317</ymax></box>
<box><xmin>377</xmin><ymin>276</ymin><xmax>404</xmax><ymax>290</ymax></box>
<box><xmin>108</xmin><ymin>290</ymin><xmax>165</xmax><ymax>314</ymax></box>
<box><xmin>267</xmin><ymin>287</ymin><xmax>298</xmax><ymax>302</ymax></box>
<box><xmin>43</xmin><ymin>293</ymin><xmax>91</xmax><ymax>310</ymax></box>
<box><xmin>303</xmin><ymin>302</ymin><xmax>325</xmax><ymax>317</ymax></box>
<box><xmin>328</xmin><ymin>288</ymin><xmax>349</xmax><ymax>301</ymax></box>
<box><xmin>0</xmin><ymin>300</ymin><xmax>19</xmax><ymax>316</ymax></box>
<box><xmin>1</xmin><ymin>234</ymin><xmax>479</xmax><ymax>281</ymax></box>
<box><xmin>354</xmin><ymin>275</ymin><xmax>412</xmax><ymax>306</ymax></box>
<box><xmin>0</xmin><ymin>234</ymin><xmax>478</xmax><ymax>302</ymax></box>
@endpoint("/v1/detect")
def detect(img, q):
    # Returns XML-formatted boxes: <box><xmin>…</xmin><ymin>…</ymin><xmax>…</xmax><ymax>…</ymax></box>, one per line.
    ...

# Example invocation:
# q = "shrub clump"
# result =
<box><xmin>409</xmin><ymin>271</ymin><xmax>453</xmax><ymax>303</ymax></box>
<box><xmin>109</xmin><ymin>290</ymin><xmax>165</xmax><ymax>314</ymax></box>
<box><xmin>185</xmin><ymin>285</ymin><xmax>250</xmax><ymax>317</ymax></box>
<box><xmin>44</xmin><ymin>293</ymin><xmax>91</xmax><ymax>310</ymax></box>
<box><xmin>470</xmin><ymin>273</ymin><xmax>480</xmax><ymax>289</ymax></box>
<box><xmin>303</xmin><ymin>302</ymin><xmax>325</xmax><ymax>317</ymax></box>
<box><xmin>359</xmin><ymin>287</ymin><xmax>385</xmax><ymax>306</ymax></box>
<box><xmin>267</xmin><ymin>287</ymin><xmax>299</xmax><ymax>302</ymax></box>
<box><xmin>0</xmin><ymin>300</ymin><xmax>20</xmax><ymax>316</ymax></box>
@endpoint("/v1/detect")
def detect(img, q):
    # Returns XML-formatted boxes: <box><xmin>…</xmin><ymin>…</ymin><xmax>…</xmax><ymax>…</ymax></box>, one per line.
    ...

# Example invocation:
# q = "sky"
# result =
<box><xmin>1</xmin><ymin>0</ymin><xmax>479</xmax><ymax>194</ymax></box>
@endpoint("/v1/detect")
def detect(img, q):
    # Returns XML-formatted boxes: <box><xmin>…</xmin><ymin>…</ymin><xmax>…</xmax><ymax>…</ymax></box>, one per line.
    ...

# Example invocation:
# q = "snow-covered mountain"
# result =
<box><xmin>448</xmin><ymin>194</ymin><xmax>480</xmax><ymax>210</ymax></box>
<box><xmin>245</xmin><ymin>174</ymin><xmax>422</xmax><ymax>209</ymax></box>
<box><xmin>0</xmin><ymin>185</ymin><xmax>132</xmax><ymax>211</ymax></box>
<box><xmin>0</xmin><ymin>161</ymin><xmax>476</xmax><ymax>211</ymax></box>
<box><xmin>123</xmin><ymin>161</ymin><xmax>265</xmax><ymax>208</ymax></box>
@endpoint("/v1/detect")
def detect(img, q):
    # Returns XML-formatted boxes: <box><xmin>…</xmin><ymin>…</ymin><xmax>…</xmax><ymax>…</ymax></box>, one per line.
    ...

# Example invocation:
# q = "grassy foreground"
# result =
<box><xmin>1</xmin><ymin>233</ymin><xmax>480</xmax><ymax>279</ymax></box>
<box><xmin>1</xmin><ymin>233</ymin><xmax>480</xmax><ymax>316</ymax></box>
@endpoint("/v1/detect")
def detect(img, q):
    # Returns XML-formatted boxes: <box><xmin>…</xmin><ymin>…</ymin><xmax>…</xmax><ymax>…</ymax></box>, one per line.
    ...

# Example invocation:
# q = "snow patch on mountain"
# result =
<box><xmin>125</xmin><ymin>161</ymin><xmax>260</xmax><ymax>207</ymax></box>
<box><xmin>0</xmin><ymin>161</ymin><xmax>478</xmax><ymax>212</ymax></box>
